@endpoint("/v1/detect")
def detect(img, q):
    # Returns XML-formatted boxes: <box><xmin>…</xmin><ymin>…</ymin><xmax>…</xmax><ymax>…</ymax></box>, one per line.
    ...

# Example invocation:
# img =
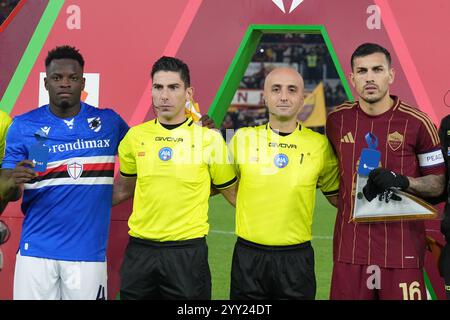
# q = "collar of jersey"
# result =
<box><xmin>154</xmin><ymin>117</ymin><xmax>194</xmax><ymax>130</ymax></box>
<box><xmin>357</xmin><ymin>95</ymin><xmax>400</xmax><ymax>119</ymax></box>
<box><xmin>265</xmin><ymin>122</ymin><xmax>302</xmax><ymax>137</ymax></box>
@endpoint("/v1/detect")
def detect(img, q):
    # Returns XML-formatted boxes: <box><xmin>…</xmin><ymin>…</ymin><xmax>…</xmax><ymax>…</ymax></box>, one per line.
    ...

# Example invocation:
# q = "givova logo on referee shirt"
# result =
<box><xmin>155</xmin><ymin>136</ymin><xmax>183</xmax><ymax>142</ymax></box>
<box><xmin>268</xmin><ymin>142</ymin><xmax>297</xmax><ymax>149</ymax></box>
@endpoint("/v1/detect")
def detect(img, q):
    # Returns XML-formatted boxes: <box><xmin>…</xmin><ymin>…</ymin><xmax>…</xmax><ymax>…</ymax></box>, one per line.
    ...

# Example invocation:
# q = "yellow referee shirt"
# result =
<box><xmin>0</xmin><ymin>110</ymin><xmax>12</xmax><ymax>164</ymax></box>
<box><xmin>230</xmin><ymin>123</ymin><xmax>339</xmax><ymax>246</ymax></box>
<box><xmin>119</xmin><ymin>118</ymin><xmax>236</xmax><ymax>241</ymax></box>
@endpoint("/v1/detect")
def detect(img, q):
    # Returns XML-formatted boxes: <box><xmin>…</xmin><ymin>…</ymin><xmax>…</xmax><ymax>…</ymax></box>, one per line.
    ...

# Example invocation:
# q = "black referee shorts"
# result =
<box><xmin>230</xmin><ymin>237</ymin><xmax>316</xmax><ymax>300</ymax></box>
<box><xmin>439</xmin><ymin>242</ymin><xmax>450</xmax><ymax>300</ymax></box>
<box><xmin>120</xmin><ymin>236</ymin><xmax>211</xmax><ymax>300</ymax></box>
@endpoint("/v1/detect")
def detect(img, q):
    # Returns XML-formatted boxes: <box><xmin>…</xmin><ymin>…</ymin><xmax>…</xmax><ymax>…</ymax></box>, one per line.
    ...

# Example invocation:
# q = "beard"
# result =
<box><xmin>58</xmin><ymin>100</ymin><xmax>72</xmax><ymax>109</ymax></box>
<box><xmin>361</xmin><ymin>89</ymin><xmax>388</xmax><ymax>104</ymax></box>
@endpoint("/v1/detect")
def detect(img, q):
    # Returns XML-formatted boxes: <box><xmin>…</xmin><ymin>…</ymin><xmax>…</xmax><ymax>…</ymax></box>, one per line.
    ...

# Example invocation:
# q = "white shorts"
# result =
<box><xmin>13</xmin><ymin>251</ymin><xmax>107</xmax><ymax>300</ymax></box>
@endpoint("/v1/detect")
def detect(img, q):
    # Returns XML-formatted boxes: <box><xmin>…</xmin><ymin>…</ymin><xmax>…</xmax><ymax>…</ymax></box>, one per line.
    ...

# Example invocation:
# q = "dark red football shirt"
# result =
<box><xmin>326</xmin><ymin>96</ymin><xmax>445</xmax><ymax>268</ymax></box>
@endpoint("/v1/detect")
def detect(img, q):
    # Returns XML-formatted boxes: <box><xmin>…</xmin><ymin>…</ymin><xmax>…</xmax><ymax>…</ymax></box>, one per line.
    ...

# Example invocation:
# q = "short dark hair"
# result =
<box><xmin>151</xmin><ymin>56</ymin><xmax>190</xmax><ymax>87</ymax></box>
<box><xmin>45</xmin><ymin>45</ymin><xmax>85</xmax><ymax>69</ymax></box>
<box><xmin>350</xmin><ymin>43</ymin><xmax>391</xmax><ymax>69</ymax></box>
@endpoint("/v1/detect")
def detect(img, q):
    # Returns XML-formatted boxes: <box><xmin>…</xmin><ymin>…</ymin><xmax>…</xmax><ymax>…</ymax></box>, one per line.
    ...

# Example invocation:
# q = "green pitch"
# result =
<box><xmin>207</xmin><ymin>192</ymin><xmax>337</xmax><ymax>300</ymax></box>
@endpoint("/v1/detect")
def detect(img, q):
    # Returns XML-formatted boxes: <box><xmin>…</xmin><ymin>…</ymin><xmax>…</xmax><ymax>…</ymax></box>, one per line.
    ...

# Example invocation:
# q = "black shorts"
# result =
<box><xmin>120</xmin><ymin>236</ymin><xmax>211</xmax><ymax>300</ymax></box>
<box><xmin>230</xmin><ymin>237</ymin><xmax>316</xmax><ymax>300</ymax></box>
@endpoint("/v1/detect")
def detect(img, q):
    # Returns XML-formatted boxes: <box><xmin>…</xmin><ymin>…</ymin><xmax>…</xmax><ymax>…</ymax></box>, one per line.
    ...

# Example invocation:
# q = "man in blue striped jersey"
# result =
<box><xmin>1</xmin><ymin>45</ymin><xmax>129</xmax><ymax>300</ymax></box>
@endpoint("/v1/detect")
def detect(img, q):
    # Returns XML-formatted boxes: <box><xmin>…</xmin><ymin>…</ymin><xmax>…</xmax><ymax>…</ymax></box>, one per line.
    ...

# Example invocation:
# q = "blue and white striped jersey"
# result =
<box><xmin>3</xmin><ymin>102</ymin><xmax>129</xmax><ymax>261</ymax></box>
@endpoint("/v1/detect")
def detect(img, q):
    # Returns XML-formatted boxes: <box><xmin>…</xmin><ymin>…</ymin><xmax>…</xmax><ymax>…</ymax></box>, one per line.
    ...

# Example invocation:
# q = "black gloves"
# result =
<box><xmin>362</xmin><ymin>178</ymin><xmax>383</xmax><ymax>202</ymax></box>
<box><xmin>362</xmin><ymin>168</ymin><xmax>409</xmax><ymax>202</ymax></box>
<box><xmin>368</xmin><ymin>168</ymin><xmax>410</xmax><ymax>190</ymax></box>
<box><xmin>362</xmin><ymin>180</ymin><xmax>403</xmax><ymax>202</ymax></box>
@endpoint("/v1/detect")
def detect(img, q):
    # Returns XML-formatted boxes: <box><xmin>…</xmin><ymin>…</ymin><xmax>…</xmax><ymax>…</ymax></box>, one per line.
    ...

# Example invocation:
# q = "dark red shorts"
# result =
<box><xmin>330</xmin><ymin>261</ymin><xmax>426</xmax><ymax>300</ymax></box>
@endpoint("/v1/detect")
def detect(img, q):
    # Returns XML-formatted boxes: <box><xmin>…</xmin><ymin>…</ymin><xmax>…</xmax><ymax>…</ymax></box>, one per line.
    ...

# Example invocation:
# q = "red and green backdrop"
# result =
<box><xmin>1</xmin><ymin>0</ymin><xmax>449</xmax><ymax>299</ymax></box>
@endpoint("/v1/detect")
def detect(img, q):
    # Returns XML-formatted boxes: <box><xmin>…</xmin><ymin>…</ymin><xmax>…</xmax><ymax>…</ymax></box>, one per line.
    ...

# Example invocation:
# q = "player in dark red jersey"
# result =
<box><xmin>438</xmin><ymin>116</ymin><xmax>450</xmax><ymax>299</ymax></box>
<box><xmin>326</xmin><ymin>43</ymin><xmax>445</xmax><ymax>300</ymax></box>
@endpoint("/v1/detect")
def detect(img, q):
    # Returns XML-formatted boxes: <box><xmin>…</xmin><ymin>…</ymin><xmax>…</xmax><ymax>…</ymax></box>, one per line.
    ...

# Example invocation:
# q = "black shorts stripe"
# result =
<box><xmin>33</xmin><ymin>170</ymin><xmax>114</xmax><ymax>182</ymax></box>
<box><xmin>81</xmin><ymin>170</ymin><xmax>114</xmax><ymax>178</ymax></box>
<box><xmin>213</xmin><ymin>176</ymin><xmax>237</xmax><ymax>189</ymax></box>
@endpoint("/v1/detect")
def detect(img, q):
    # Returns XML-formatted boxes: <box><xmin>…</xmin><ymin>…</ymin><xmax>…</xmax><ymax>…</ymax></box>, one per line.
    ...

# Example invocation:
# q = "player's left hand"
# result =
<box><xmin>363</xmin><ymin>171</ymin><xmax>404</xmax><ymax>203</ymax></box>
<box><xmin>368</xmin><ymin>168</ymin><xmax>409</xmax><ymax>191</ymax></box>
<box><xmin>197</xmin><ymin>114</ymin><xmax>216</xmax><ymax>129</ymax></box>
<box><xmin>0</xmin><ymin>220</ymin><xmax>10</xmax><ymax>245</ymax></box>
<box><xmin>210</xmin><ymin>183</ymin><xmax>220</xmax><ymax>197</ymax></box>
<box><xmin>362</xmin><ymin>178</ymin><xmax>383</xmax><ymax>202</ymax></box>
<box><xmin>377</xmin><ymin>189</ymin><xmax>402</xmax><ymax>203</ymax></box>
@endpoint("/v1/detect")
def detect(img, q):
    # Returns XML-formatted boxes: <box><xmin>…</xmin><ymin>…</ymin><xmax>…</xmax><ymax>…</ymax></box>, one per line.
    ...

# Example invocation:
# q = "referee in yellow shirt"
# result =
<box><xmin>229</xmin><ymin>67</ymin><xmax>339</xmax><ymax>299</ymax></box>
<box><xmin>113</xmin><ymin>57</ymin><xmax>237</xmax><ymax>299</ymax></box>
<box><xmin>0</xmin><ymin>109</ymin><xmax>12</xmax><ymax>265</ymax></box>
<box><xmin>0</xmin><ymin>109</ymin><xmax>12</xmax><ymax>200</ymax></box>
<box><xmin>0</xmin><ymin>110</ymin><xmax>11</xmax><ymax>163</ymax></box>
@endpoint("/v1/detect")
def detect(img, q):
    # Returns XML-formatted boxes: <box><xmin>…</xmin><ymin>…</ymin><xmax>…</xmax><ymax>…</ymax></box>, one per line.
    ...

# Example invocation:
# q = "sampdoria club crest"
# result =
<box><xmin>87</xmin><ymin>117</ymin><xmax>102</xmax><ymax>132</ymax></box>
<box><xmin>67</xmin><ymin>162</ymin><xmax>83</xmax><ymax>180</ymax></box>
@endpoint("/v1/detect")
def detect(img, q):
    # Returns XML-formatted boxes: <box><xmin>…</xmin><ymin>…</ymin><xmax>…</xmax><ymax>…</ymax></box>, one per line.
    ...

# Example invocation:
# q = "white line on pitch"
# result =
<box><xmin>209</xmin><ymin>229</ymin><xmax>332</xmax><ymax>240</ymax></box>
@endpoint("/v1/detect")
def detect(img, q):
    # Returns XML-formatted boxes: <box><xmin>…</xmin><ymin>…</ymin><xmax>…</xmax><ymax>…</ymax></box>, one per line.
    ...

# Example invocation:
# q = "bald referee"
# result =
<box><xmin>113</xmin><ymin>56</ymin><xmax>237</xmax><ymax>299</ymax></box>
<box><xmin>229</xmin><ymin>67</ymin><xmax>339</xmax><ymax>299</ymax></box>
